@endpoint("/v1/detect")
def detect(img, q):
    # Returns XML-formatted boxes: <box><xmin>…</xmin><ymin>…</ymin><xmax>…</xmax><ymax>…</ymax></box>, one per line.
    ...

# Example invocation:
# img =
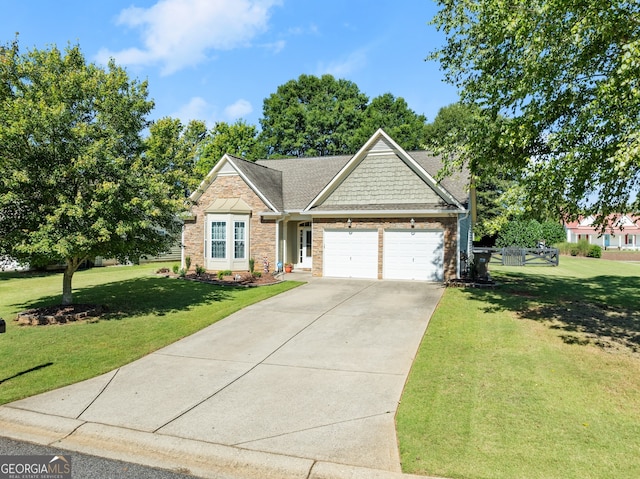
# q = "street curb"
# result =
<box><xmin>0</xmin><ymin>406</ymin><xmax>444</xmax><ymax>479</ymax></box>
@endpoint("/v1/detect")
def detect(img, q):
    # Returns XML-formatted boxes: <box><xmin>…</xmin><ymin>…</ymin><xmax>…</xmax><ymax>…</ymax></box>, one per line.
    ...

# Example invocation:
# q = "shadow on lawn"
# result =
<box><xmin>465</xmin><ymin>271</ymin><xmax>640</xmax><ymax>354</ymax></box>
<box><xmin>13</xmin><ymin>277</ymin><xmax>237</xmax><ymax>319</ymax></box>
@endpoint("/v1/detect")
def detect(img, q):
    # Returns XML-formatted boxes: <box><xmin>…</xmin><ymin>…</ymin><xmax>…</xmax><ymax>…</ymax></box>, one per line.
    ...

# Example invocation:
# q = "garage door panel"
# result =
<box><xmin>383</xmin><ymin>230</ymin><xmax>444</xmax><ymax>281</ymax></box>
<box><xmin>324</xmin><ymin>230</ymin><xmax>378</xmax><ymax>279</ymax></box>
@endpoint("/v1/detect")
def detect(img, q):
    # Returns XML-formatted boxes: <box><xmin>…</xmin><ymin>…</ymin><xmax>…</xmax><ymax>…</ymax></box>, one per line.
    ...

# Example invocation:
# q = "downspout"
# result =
<box><xmin>457</xmin><ymin>177</ymin><xmax>476</xmax><ymax>278</ymax></box>
<box><xmin>181</xmin><ymin>224</ymin><xmax>185</xmax><ymax>269</ymax></box>
<box><xmin>275</xmin><ymin>218</ymin><xmax>281</xmax><ymax>271</ymax></box>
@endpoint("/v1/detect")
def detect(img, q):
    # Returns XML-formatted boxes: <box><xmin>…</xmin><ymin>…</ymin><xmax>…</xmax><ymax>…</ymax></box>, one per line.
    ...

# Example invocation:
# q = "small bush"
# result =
<box><xmin>587</xmin><ymin>245</ymin><xmax>602</xmax><ymax>258</ymax></box>
<box><xmin>178</xmin><ymin>268</ymin><xmax>187</xmax><ymax>278</ymax></box>
<box><xmin>185</xmin><ymin>256</ymin><xmax>192</xmax><ymax>271</ymax></box>
<box><xmin>195</xmin><ymin>264</ymin><xmax>206</xmax><ymax>276</ymax></box>
<box><xmin>558</xmin><ymin>241</ymin><xmax>600</xmax><ymax>258</ymax></box>
<box><xmin>252</xmin><ymin>271</ymin><xmax>262</xmax><ymax>278</ymax></box>
<box><xmin>249</xmin><ymin>258</ymin><xmax>255</xmax><ymax>273</ymax></box>
<box><xmin>172</xmin><ymin>264</ymin><xmax>180</xmax><ymax>274</ymax></box>
<box><xmin>217</xmin><ymin>269</ymin><xmax>232</xmax><ymax>280</ymax></box>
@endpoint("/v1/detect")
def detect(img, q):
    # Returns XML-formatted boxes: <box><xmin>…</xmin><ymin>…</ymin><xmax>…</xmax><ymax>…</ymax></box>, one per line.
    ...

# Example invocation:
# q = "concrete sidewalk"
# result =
<box><xmin>0</xmin><ymin>279</ymin><xmax>445</xmax><ymax>479</ymax></box>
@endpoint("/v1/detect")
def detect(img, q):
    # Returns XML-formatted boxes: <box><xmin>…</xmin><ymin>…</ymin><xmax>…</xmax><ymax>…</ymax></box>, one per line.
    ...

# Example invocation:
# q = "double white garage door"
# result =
<box><xmin>323</xmin><ymin>229</ymin><xmax>444</xmax><ymax>281</ymax></box>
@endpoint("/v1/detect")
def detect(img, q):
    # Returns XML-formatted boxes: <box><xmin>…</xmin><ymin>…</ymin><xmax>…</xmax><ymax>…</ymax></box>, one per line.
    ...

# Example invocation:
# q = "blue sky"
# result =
<box><xmin>2</xmin><ymin>0</ymin><xmax>459</xmax><ymax>129</ymax></box>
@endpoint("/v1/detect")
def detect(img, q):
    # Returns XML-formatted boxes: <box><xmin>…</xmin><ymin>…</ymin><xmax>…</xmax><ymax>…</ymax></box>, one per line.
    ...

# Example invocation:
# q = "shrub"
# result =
<box><xmin>252</xmin><ymin>271</ymin><xmax>262</xmax><ymax>278</ymax></box>
<box><xmin>195</xmin><ymin>264</ymin><xmax>206</xmax><ymax>276</ymax></box>
<box><xmin>249</xmin><ymin>258</ymin><xmax>255</xmax><ymax>273</ymax></box>
<box><xmin>185</xmin><ymin>256</ymin><xmax>192</xmax><ymax>271</ymax></box>
<box><xmin>558</xmin><ymin>241</ymin><xmax>600</xmax><ymax>258</ymax></box>
<box><xmin>172</xmin><ymin>264</ymin><xmax>180</xmax><ymax>274</ymax></box>
<box><xmin>217</xmin><ymin>270</ymin><xmax>232</xmax><ymax>280</ymax></box>
<box><xmin>178</xmin><ymin>268</ymin><xmax>186</xmax><ymax>278</ymax></box>
<box><xmin>540</xmin><ymin>221</ymin><xmax>566</xmax><ymax>245</ymax></box>
<box><xmin>587</xmin><ymin>245</ymin><xmax>602</xmax><ymax>258</ymax></box>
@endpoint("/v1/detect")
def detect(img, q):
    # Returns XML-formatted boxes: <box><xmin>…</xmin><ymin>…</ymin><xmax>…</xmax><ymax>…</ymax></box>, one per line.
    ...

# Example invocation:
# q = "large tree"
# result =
<box><xmin>424</xmin><ymin>102</ymin><xmax>522</xmax><ymax>241</ymax></box>
<box><xmin>194</xmin><ymin>119</ymin><xmax>261</xmax><ymax>177</ymax></box>
<box><xmin>430</xmin><ymin>0</ymin><xmax>640</xmax><ymax>228</ymax></box>
<box><xmin>0</xmin><ymin>40</ymin><xmax>182</xmax><ymax>305</ymax></box>
<box><xmin>145</xmin><ymin>117</ymin><xmax>207</xmax><ymax>197</ymax></box>
<box><xmin>351</xmin><ymin>93</ymin><xmax>428</xmax><ymax>151</ymax></box>
<box><xmin>259</xmin><ymin>74</ymin><xmax>369</xmax><ymax>157</ymax></box>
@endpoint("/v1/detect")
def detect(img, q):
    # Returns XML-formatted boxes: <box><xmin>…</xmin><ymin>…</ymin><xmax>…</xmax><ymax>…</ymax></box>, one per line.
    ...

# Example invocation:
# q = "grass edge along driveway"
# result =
<box><xmin>397</xmin><ymin>256</ymin><xmax>640</xmax><ymax>479</ymax></box>
<box><xmin>0</xmin><ymin>263</ymin><xmax>301</xmax><ymax>405</ymax></box>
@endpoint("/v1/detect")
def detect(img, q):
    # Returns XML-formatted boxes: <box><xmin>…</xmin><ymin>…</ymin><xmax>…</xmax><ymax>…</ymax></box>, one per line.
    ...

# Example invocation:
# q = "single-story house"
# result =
<box><xmin>182</xmin><ymin>129</ymin><xmax>471</xmax><ymax>281</ymax></box>
<box><xmin>565</xmin><ymin>215</ymin><xmax>640</xmax><ymax>250</ymax></box>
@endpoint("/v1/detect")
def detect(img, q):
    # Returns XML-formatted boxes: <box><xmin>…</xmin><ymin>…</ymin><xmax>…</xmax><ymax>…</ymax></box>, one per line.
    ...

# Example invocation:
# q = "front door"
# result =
<box><xmin>298</xmin><ymin>224</ymin><xmax>312</xmax><ymax>269</ymax></box>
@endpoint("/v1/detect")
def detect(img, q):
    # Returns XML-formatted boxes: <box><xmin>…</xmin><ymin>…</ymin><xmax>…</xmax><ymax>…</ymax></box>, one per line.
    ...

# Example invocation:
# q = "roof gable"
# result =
<box><xmin>189</xmin><ymin>154</ymin><xmax>283</xmax><ymax>212</ymax></box>
<box><xmin>305</xmin><ymin>129</ymin><xmax>465</xmax><ymax>212</ymax></box>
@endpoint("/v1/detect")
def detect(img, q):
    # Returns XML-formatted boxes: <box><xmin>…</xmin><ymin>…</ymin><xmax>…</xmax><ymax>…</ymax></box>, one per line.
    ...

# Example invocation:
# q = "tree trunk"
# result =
<box><xmin>61</xmin><ymin>258</ymin><xmax>81</xmax><ymax>305</ymax></box>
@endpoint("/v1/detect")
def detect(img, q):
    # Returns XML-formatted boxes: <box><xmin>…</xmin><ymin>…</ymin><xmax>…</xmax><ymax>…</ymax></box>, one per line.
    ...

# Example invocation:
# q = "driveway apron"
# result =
<box><xmin>2</xmin><ymin>279</ymin><xmax>443</xmax><ymax>474</ymax></box>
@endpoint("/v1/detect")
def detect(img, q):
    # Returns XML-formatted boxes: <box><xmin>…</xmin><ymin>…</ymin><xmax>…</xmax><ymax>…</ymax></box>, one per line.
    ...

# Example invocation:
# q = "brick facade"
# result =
<box><xmin>183</xmin><ymin>174</ymin><xmax>276</xmax><ymax>273</ymax></box>
<box><xmin>311</xmin><ymin>216</ymin><xmax>458</xmax><ymax>280</ymax></box>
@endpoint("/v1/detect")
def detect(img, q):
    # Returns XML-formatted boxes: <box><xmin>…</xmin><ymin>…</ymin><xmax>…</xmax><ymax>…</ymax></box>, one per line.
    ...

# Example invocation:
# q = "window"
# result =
<box><xmin>234</xmin><ymin>221</ymin><xmax>246</xmax><ymax>259</ymax></box>
<box><xmin>211</xmin><ymin>221</ymin><xmax>226</xmax><ymax>259</ymax></box>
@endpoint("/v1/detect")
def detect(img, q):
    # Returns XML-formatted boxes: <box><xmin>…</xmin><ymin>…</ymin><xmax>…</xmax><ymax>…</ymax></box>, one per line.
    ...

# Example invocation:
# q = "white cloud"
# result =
<box><xmin>261</xmin><ymin>39</ymin><xmax>286</xmax><ymax>54</ymax></box>
<box><xmin>172</xmin><ymin>97</ymin><xmax>215</xmax><ymax>125</ymax></box>
<box><xmin>224</xmin><ymin>99</ymin><xmax>253</xmax><ymax>120</ymax></box>
<box><xmin>316</xmin><ymin>48</ymin><xmax>368</xmax><ymax>78</ymax></box>
<box><xmin>98</xmin><ymin>0</ymin><xmax>282</xmax><ymax>75</ymax></box>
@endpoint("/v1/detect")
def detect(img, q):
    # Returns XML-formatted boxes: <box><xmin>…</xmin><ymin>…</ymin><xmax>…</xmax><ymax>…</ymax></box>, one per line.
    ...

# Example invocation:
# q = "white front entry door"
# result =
<box><xmin>298</xmin><ymin>225</ymin><xmax>313</xmax><ymax>269</ymax></box>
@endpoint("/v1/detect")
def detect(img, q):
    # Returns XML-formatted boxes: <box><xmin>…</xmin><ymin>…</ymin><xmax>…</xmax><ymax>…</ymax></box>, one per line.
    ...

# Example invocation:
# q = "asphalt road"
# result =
<box><xmin>0</xmin><ymin>437</ymin><xmax>202</xmax><ymax>479</ymax></box>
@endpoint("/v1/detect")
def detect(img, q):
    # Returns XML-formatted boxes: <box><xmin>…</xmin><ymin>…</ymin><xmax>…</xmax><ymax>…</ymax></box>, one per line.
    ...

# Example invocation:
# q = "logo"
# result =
<box><xmin>0</xmin><ymin>455</ymin><xmax>72</xmax><ymax>479</ymax></box>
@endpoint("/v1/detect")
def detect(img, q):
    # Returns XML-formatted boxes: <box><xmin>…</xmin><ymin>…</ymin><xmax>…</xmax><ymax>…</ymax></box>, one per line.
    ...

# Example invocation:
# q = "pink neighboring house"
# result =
<box><xmin>565</xmin><ymin>215</ymin><xmax>640</xmax><ymax>249</ymax></box>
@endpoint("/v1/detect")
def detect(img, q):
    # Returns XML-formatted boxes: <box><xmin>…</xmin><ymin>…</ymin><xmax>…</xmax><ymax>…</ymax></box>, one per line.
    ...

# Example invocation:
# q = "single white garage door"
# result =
<box><xmin>383</xmin><ymin>230</ymin><xmax>444</xmax><ymax>281</ymax></box>
<box><xmin>324</xmin><ymin>230</ymin><xmax>378</xmax><ymax>279</ymax></box>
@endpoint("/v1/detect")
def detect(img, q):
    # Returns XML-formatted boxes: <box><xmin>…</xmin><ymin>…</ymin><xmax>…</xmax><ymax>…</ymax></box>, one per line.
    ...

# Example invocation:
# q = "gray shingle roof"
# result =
<box><xmin>255</xmin><ymin>151</ymin><xmax>468</xmax><ymax>211</ymax></box>
<box><xmin>256</xmin><ymin>155</ymin><xmax>352</xmax><ymax>210</ymax></box>
<box><xmin>409</xmin><ymin>151</ymin><xmax>469</xmax><ymax>206</ymax></box>
<box><xmin>229</xmin><ymin>156</ymin><xmax>284</xmax><ymax>212</ymax></box>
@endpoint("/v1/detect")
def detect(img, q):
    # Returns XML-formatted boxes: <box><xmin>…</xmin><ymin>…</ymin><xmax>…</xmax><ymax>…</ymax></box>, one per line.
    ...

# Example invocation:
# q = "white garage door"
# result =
<box><xmin>383</xmin><ymin>230</ymin><xmax>444</xmax><ymax>281</ymax></box>
<box><xmin>324</xmin><ymin>230</ymin><xmax>378</xmax><ymax>279</ymax></box>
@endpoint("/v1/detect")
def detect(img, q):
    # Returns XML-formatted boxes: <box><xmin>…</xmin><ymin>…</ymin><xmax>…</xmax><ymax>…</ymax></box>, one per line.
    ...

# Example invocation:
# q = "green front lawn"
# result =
<box><xmin>0</xmin><ymin>264</ymin><xmax>301</xmax><ymax>405</ymax></box>
<box><xmin>397</xmin><ymin>256</ymin><xmax>640</xmax><ymax>479</ymax></box>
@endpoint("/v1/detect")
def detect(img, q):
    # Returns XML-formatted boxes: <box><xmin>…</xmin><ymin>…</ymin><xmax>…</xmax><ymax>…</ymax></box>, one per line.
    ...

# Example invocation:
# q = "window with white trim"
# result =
<box><xmin>234</xmin><ymin>221</ymin><xmax>246</xmax><ymax>259</ymax></box>
<box><xmin>211</xmin><ymin>221</ymin><xmax>226</xmax><ymax>259</ymax></box>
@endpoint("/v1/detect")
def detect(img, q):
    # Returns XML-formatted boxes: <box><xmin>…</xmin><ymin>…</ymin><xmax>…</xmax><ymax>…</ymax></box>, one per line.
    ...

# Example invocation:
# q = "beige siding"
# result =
<box><xmin>321</xmin><ymin>149</ymin><xmax>442</xmax><ymax>206</ymax></box>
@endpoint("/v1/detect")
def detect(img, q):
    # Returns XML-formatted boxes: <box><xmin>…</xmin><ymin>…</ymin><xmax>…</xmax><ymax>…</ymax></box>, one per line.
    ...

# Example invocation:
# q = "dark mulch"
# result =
<box><xmin>155</xmin><ymin>268</ymin><xmax>282</xmax><ymax>287</ymax></box>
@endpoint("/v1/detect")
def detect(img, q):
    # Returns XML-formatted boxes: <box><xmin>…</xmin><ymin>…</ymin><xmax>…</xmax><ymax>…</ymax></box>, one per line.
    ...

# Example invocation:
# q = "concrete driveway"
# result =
<box><xmin>0</xmin><ymin>278</ymin><xmax>443</xmax><ymax>479</ymax></box>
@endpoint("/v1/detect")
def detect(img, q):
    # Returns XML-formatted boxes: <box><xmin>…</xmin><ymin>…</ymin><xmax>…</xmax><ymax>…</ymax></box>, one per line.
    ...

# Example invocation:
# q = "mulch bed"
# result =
<box><xmin>446</xmin><ymin>278</ymin><xmax>497</xmax><ymax>288</ymax></box>
<box><xmin>155</xmin><ymin>267</ymin><xmax>282</xmax><ymax>287</ymax></box>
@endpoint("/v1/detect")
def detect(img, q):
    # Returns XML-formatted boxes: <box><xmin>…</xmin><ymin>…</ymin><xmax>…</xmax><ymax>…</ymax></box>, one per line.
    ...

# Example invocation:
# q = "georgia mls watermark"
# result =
<box><xmin>0</xmin><ymin>455</ymin><xmax>71</xmax><ymax>479</ymax></box>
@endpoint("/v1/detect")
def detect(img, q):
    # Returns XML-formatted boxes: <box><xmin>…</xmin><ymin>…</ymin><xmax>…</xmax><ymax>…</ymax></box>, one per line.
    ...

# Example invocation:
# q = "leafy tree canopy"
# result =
<box><xmin>259</xmin><ymin>74</ymin><xmax>369</xmax><ymax>157</ymax></box>
<box><xmin>145</xmin><ymin>117</ymin><xmax>207</xmax><ymax>198</ymax></box>
<box><xmin>425</xmin><ymin>103</ymin><xmax>521</xmax><ymax>241</ymax></box>
<box><xmin>194</xmin><ymin>119</ymin><xmax>261</xmax><ymax>177</ymax></box>
<box><xmin>430</xmin><ymin>0</ymin><xmax>640</xmax><ymax>229</ymax></box>
<box><xmin>351</xmin><ymin>93</ymin><xmax>428</xmax><ymax>151</ymax></box>
<box><xmin>0</xmin><ymin>39</ymin><xmax>182</xmax><ymax>304</ymax></box>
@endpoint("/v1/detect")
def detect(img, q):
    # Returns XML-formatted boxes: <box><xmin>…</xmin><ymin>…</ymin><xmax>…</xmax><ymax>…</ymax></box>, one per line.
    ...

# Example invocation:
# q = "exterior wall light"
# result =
<box><xmin>347</xmin><ymin>218</ymin><xmax>352</xmax><ymax>228</ymax></box>
<box><xmin>410</xmin><ymin>218</ymin><xmax>415</xmax><ymax>228</ymax></box>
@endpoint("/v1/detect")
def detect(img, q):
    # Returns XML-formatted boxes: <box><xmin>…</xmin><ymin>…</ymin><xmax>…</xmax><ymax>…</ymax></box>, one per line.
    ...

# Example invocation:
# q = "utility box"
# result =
<box><xmin>473</xmin><ymin>252</ymin><xmax>492</xmax><ymax>280</ymax></box>
<box><xmin>0</xmin><ymin>319</ymin><xmax>6</xmax><ymax>334</ymax></box>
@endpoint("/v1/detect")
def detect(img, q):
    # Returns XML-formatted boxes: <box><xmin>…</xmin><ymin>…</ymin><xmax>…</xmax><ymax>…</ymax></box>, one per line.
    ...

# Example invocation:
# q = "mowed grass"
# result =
<box><xmin>397</xmin><ymin>256</ymin><xmax>640</xmax><ymax>479</ymax></box>
<box><xmin>0</xmin><ymin>264</ymin><xmax>301</xmax><ymax>405</ymax></box>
